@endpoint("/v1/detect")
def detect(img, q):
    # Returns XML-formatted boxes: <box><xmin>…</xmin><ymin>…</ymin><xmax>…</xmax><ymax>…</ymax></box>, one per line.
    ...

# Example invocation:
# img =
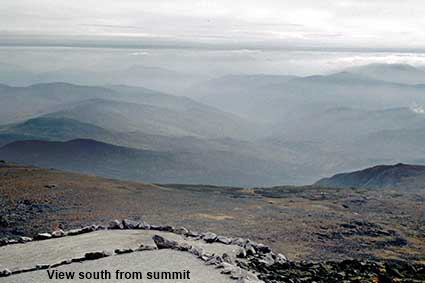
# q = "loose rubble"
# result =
<box><xmin>1</xmin><ymin>219</ymin><xmax>424</xmax><ymax>282</ymax></box>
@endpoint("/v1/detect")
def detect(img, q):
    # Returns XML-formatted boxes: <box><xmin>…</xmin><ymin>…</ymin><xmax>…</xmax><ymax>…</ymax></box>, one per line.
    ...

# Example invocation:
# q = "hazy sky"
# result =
<box><xmin>2</xmin><ymin>0</ymin><xmax>425</xmax><ymax>50</ymax></box>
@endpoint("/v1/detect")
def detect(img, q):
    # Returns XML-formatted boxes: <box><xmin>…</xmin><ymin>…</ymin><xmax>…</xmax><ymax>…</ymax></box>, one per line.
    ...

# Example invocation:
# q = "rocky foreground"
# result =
<box><xmin>1</xmin><ymin>220</ymin><xmax>424</xmax><ymax>283</ymax></box>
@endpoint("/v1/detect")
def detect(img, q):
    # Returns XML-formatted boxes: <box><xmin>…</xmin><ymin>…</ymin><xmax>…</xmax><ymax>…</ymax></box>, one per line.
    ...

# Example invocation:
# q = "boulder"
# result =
<box><xmin>152</xmin><ymin>235</ymin><xmax>178</xmax><ymax>249</ymax></box>
<box><xmin>217</xmin><ymin>235</ymin><xmax>232</xmax><ymax>245</ymax></box>
<box><xmin>122</xmin><ymin>219</ymin><xmax>140</xmax><ymax>229</ymax></box>
<box><xmin>202</xmin><ymin>232</ymin><xmax>217</xmax><ymax>243</ymax></box>
<box><xmin>108</xmin><ymin>220</ymin><xmax>123</xmax><ymax>230</ymax></box>
<box><xmin>174</xmin><ymin>227</ymin><xmax>189</xmax><ymax>235</ymax></box>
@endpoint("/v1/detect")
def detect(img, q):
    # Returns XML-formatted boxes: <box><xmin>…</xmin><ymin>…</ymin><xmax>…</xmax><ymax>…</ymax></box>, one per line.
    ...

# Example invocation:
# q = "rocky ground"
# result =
<box><xmin>1</xmin><ymin>162</ymin><xmax>425</xmax><ymax>281</ymax></box>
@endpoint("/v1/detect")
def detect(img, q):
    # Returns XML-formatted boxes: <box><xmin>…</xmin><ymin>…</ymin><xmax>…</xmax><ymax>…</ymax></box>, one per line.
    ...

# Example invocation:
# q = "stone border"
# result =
<box><xmin>0</xmin><ymin>219</ymin><xmax>288</xmax><ymax>282</ymax></box>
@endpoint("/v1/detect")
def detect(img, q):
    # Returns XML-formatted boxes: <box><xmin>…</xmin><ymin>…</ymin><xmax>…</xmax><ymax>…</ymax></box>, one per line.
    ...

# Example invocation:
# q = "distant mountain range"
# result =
<box><xmin>315</xmin><ymin>163</ymin><xmax>425</xmax><ymax>190</ymax></box>
<box><xmin>2</xmin><ymin>63</ymin><xmax>425</xmax><ymax>185</ymax></box>
<box><xmin>0</xmin><ymin>139</ymin><xmax>294</xmax><ymax>186</ymax></box>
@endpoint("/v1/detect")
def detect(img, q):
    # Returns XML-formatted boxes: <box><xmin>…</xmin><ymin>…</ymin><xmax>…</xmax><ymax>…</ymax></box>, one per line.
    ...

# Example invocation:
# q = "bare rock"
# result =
<box><xmin>35</xmin><ymin>233</ymin><xmax>52</xmax><ymax>240</ymax></box>
<box><xmin>108</xmin><ymin>219</ymin><xmax>123</xmax><ymax>230</ymax></box>
<box><xmin>202</xmin><ymin>232</ymin><xmax>217</xmax><ymax>243</ymax></box>
<box><xmin>217</xmin><ymin>235</ymin><xmax>232</xmax><ymax>245</ymax></box>
<box><xmin>174</xmin><ymin>227</ymin><xmax>189</xmax><ymax>235</ymax></box>
<box><xmin>152</xmin><ymin>235</ymin><xmax>178</xmax><ymax>249</ymax></box>
<box><xmin>0</xmin><ymin>268</ymin><xmax>11</xmax><ymax>277</ymax></box>
<box><xmin>122</xmin><ymin>219</ymin><xmax>140</xmax><ymax>229</ymax></box>
<box><xmin>51</xmin><ymin>229</ymin><xmax>65</xmax><ymax>238</ymax></box>
<box><xmin>84</xmin><ymin>251</ymin><xmax>110</xmax><ymax>260</ymax></box>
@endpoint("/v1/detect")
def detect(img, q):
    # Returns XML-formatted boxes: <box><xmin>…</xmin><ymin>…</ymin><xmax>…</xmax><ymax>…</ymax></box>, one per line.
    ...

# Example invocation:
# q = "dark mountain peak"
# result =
<box><xmin>314</xmin><ymin>163</ymin><xmax>425</xmax><ymax>189</ymax></box>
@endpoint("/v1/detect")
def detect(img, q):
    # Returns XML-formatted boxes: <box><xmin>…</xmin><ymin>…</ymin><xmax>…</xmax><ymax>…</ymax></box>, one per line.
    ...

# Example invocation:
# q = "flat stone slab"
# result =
<box><xmin>0</xmin><ymin>249</ymin><xmax>235</xmax><ymax>283</ymax></box>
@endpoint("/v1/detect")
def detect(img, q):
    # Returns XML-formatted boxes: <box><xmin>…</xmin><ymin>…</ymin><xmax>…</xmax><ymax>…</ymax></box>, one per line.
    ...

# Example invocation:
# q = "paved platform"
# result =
<box><xmin>0</xmin><ymin>230</ymin><xmax>242</xmax><ymax>283</ymax></box>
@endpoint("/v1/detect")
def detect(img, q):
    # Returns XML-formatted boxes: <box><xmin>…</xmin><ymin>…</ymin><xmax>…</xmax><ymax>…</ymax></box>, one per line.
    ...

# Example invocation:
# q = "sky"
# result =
<box><xmin>2</xmin><ymin>0</ymin><xmax>425</xmax><ymax>50</ymax></box>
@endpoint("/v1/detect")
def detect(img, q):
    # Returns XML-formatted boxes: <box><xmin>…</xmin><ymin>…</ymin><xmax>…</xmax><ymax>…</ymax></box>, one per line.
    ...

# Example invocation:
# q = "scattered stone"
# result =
<box><xmin>202</xmin><ymin>232</ymin><xmax>217</xmax><ymax>243</ymax></box>
<box><xmin>217</xmin><ymin>235</ymin><xmax>232</xmax><ymax>245</ymax></box>
<box><xmin>84</xmin><ymin>251</ymin><xmax>110</xmax><ymax>260</ymax></box>
<box><xmin>50</xmin><ymin>259</ymin><xmax>72</xmax><ymax>268</ymax></box>
<box><xmin>174</xmin><ymin>227</ymin><xmax>189</xmax><ymax>235</ymax></box>
<box><xmin>51</xmin><ymin>229</ymin><xmax>65</xmax><ymax>238</ymax></box>
<box><xmin>36</xmin><ymin>264</ymin><xmax>50</xmax><ymax>269</ymax></box>
<box><xmin>0</xmin><ymin>268</ymin><xmax>12</xmax><ymax>277</ymax></box>
<box><xmin>136</xmin><ymin>222</ymin><xmax>150</xmax><ymax>230</ymax></box>
<box><xmin>237</xmin><ymin>247</ymin><xmax>248</xmax><ymax>258</ymax></box>
<box><xmin>115</xmin><ymin>248</ymin><xmax>134</xmax><ymax>254</ymax></box>
<box><xmin>232</xmin><ymin>238</ymin><xmax>247</xmax><ymax>246</ymax></box>
<box><xmin>177</xmin><ymin>242</ymin><xmax>192</xmax><ymax>251</ymax></box>
<box><xmin>186</xmin><ymin>230</ymin><xmax>200</xmax><ymax>238</ymax></box>
<box><xmin>122</xmin><ymin>219</ymin><xmax>140</xmax><ymax>229</ymax></box>
<box><xmin>189</xmin><ymin>246</ymin><xmax>205</xmax><ymax>257</ymax></box>
<box><xmin>159</xmin><ymin>225</ymin><xmax>174</xmax><ymax>232</ymax></box>
<box><xmin>254</xmin><ymin>243</ymin><xmax>272</xmax><ymax>254</ymax></box>
<box><xmin>34</xmin><ymin>232</ymin><xmax>52</xmax><ymax>240</ymax></box>
<box><xmin>19</xmin><ymin>236</ymin><xmax>33</xmax><ymax>243</ymax></box>
<box><xmin>108</xmin><ymin>219</ymin><xmax>123</xmax><ymax>230</ymax></box>
<box><xmin>149</xmin><ymin>225</ymin><xmax>161</xmax><ymax>230</ymax></box>
<box><xmin>152</xmin><ymin>235</ymin><xmax>178</xmax><ymax>249</ymax></box>
<box><xmin>206</xmin><ymin>255</ymin><xmax>223</xmax><ymax>265</ymax></box>
<box><xmin>222</xmin><ymin>253</ymin><xmax>234</xmax><ymax>264</ymax></box>
<box><xmin>136</xmin><ymin>244</ymin><xmax>157</xmax><ymax>251</ymax></box>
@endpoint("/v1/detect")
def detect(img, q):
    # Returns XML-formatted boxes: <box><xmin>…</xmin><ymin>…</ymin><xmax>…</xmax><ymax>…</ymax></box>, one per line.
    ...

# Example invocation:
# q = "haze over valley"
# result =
<box><xmin>2</xmin><ymin>57</ymin><xmax>425</xmax><ymax>185</ymax></box>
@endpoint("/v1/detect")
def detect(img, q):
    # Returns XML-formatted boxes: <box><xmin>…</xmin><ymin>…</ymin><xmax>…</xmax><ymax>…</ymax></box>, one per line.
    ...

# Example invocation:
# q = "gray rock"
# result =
<box><xmin>51</xmin><ymin>229</ymin><xmax>65</xmax><ymax>238</ymax></box>
<box><xmin>254</xmin><ymin>243</ymin><xmax>272</xmax><ymax>254</ymax></box>
<box><xmin>81</xmin><ymin>225</ymin><xmax>97</xmax><ymax>233</ymax></box>
<box><xmin>136</xmin><ymin>222</ymin><xmax>150</xmax><ymax>230</ymax></box>
<box><xmin>19</xmin><ymin>236</ymin><xmax>33</xmax><ymax>243</ymax></box>
<box><xmin>206</xmin><ymin>255</ymin><xmax>223</xmax><ymax>265</ymax></box>
<box><xmin>136</xmin><ymin>245</ymin><xmax>157</xmax><ymax>251</ymax></box>
<box><xmin>65</xmin><ymin>228</ymin><xmax>85</xmax><ymax>236</ymax></box>
<box><xmin>222</xmin><ymin>253</ymin><xmax>234</xmax><ymax>264</ymax></box>
<box><xmin>217</xmin><ymin>235</ymin><xmax>232</xmax><ymax>245</ymax></box>
<box><xmin>177</xmin><ymin>242</ymin><xmax>192</xmax><ymax>251</ymax></box>
<box><xmin>159</xmin><ymin>225</ymin><xmax>174</xmax><ymax>232</ymax></box>
<box><xmin>258</xmin><ymin>253</ymin><xmax>275</xmax><ymax>266</ymax></box>
<box><xmin>108</xmin><ymin>219</ymin><xmax>123</xmax><ymax>230</ymax></box>
<box><xmin>152</xmin><ymin>235</ymin><xmax>178</xmax><ymax>249</ymax></box>
<box><xmin>0</xmin><ymin>268</ymin><xmax>11</xmax><ymax>277</ymax></box>
<box><xmin>174</xmin><ymin>227</ymin><xmax>189</xmax><ymax>235</ymax></box>
<box><xmin>122</xmin><ymin>219</ymin><xmax>140</xmax><ymax>229</ymax></box>
<box><xmin>36</xmin><ymin>264</ymin><xmax>50</xmax><ymax>269</ymax></box>
<box><xmin>84</xmin><ymin>251</ymin><xmax>110</xmax><ymax>260</ymax></box>
<box><xmin>202</xmin><ymin>232</ymin><xmax>217</xmax><ymax>243</ymax></box>
<box><xmin>232</xmin><ymin>238</ymin><xmax>247</xmax><ymax>246</ymax></box>
<box><xmin>189</xmin><ymin>246</ymin><xmax>205</xmax><ymax>257</ymax></box>
<box><xmin>149</xmin><ymin>225</ymin><xmax>161</xmax><ymax>230</ymax></box>
<box><xmin>35</xmin><ymin>233</ymin><xmax>52</xmax><ymax>240</ymax></box>
<box><xmin>275</xmin><ymin>253</ymin><xmax>288</xmax><ymax>263</ymax></box>
<box><xmin>237</xmin><ymin>247</ymin><xmax>247</xmax><ymax>258</ymax></box>
<box><xmin>186</xmin><ymin>230</ymin><xmax>200</xmax><ymax>238</ymax></box>
<box><xmin>114</xmin><ymin>248</ymin><xmax>134</xmax><ymax>254</ymax></box>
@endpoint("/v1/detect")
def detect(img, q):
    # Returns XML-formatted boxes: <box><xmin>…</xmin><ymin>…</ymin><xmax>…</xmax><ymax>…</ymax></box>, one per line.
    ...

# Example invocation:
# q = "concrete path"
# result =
<box><xmin>1</xmin><ymin>249</ymin><xmax>234</xmax><ymax>283</ymax></box>
<box><xmin>0</xmin><ymin>230</ymin><xmax>242</xmax><ymax>283</ymax></box>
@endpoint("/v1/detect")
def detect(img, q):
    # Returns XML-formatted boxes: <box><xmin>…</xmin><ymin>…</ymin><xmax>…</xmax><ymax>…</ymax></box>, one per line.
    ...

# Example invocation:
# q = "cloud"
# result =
<box><xmin>1</xmin><ymin>0</ymin><xmax>424</xmax><ymax>49</ymax></box>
